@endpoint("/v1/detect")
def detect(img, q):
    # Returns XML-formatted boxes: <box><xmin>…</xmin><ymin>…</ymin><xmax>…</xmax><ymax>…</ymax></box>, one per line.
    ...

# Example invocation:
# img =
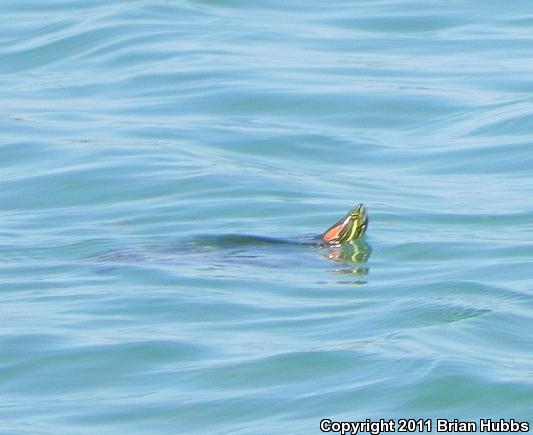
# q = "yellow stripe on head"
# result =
<box><xmin>322</xmin><ymin>203</ymin><xmax>368</xmax><ymax>245</ymax></box>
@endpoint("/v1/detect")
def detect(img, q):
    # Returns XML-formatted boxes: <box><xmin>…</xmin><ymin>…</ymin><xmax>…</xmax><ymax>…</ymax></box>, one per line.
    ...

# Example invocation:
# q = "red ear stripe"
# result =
<box><xmin>322</xmin><ymin>223</ymin><xmax>343</xmax><ymax>244</ymax></box>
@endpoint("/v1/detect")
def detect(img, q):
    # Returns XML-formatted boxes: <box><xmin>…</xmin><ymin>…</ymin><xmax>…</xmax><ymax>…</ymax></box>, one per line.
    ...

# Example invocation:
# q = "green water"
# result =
<box><xmin>1</xmin><ymin>0</ymin><xmax>533</xmax><ymax>433</ymax></box>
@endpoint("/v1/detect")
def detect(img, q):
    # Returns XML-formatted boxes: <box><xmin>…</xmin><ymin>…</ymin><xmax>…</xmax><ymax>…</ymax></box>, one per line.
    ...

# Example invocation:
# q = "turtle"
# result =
<box><xmin>186</xmin><ymin>203</ymin><xmax>370</xmax><ymax>264</ymax></box>
<box><xmin>90</xmin><ymin>204</ymin><xmax>370</xmax><ymax>271</ymax></box>
<box><xmin>321</xmin><ymin>203</ymin><xmax>368</xmax><ymax>246</ymax></box>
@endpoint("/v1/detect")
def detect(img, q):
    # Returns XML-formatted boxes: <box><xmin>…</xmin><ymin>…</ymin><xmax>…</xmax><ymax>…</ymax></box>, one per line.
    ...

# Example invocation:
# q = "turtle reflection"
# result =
<box><xmin>327</xmin><ymin>239</ymin><xmax>371</xmax><ymax>276</ymax></box>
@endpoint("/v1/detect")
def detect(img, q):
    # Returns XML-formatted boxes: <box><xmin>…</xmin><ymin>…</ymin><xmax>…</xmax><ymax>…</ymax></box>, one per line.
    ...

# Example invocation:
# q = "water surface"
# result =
<box><xmin>1</xmin><ymin>0</ymin><xmax>533</xmax><ymax>433</ymax></box>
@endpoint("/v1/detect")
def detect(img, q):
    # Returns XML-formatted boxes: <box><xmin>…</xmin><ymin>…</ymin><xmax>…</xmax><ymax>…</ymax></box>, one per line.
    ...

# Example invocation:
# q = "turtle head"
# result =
<box><xmin>322</xmin><ymin>203</ymin><xmax>368</xmax><ymax>245</ymax></box>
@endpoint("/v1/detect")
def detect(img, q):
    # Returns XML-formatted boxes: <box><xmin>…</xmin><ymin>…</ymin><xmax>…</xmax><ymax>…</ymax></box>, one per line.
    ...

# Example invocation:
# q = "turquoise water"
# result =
<box><xmin>1</xmin><ymin>0</ymin><xmax>533</xmax><ymax>433</ymax></box>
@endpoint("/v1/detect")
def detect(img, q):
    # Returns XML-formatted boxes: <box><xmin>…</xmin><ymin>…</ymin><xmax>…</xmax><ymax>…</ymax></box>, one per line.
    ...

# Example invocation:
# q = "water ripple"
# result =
<box><xmin>2</xmin><ymin>0</ymin><xmax>533</xmax><ymax>432</ymax></box>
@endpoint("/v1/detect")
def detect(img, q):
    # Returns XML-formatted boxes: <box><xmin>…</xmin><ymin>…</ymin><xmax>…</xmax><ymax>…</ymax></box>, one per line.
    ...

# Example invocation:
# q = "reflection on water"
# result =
<box><xmin>327</xmin><ymin>239</ymin><xmax>371</xmax><ymax>263</ymax></box>
<box><xmin>327</xmin><ymin>239</ymin><xmax>372</xmax><ymax>278</ymax></box>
